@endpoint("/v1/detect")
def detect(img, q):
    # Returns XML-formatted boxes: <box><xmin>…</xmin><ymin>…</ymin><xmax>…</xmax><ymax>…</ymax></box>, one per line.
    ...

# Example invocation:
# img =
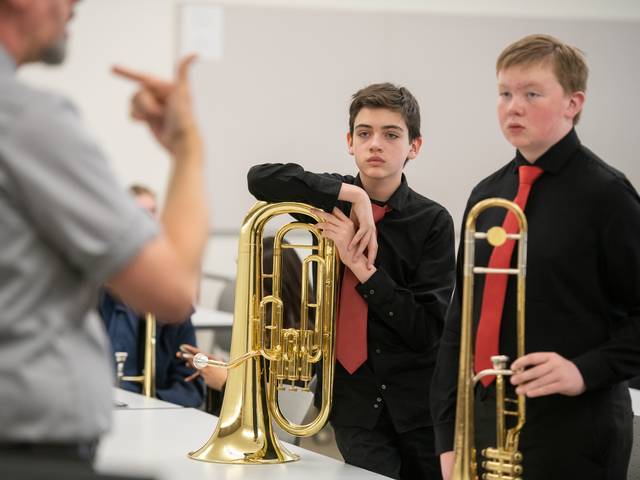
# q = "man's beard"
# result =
<box><xmin>39</xmin><ymin>37</ymin><xmax>68</xmax><ymax>65</ymax></box>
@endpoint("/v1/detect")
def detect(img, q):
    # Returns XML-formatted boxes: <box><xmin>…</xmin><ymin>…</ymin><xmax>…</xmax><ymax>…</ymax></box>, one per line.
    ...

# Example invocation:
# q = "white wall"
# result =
<box><xmin>20</xmin><ymin>0</ymin><xmax>175</xmax><ymax>199</ymax></box>
<box><xmin>189</xmin><ymin>7</ymin><xmax>640</xmax><ymax>236</ymax></box>
<box><xmin>16</xmin><ymin>0</ymin><xmax>640</xmax><ymax>304</ymax></box>
<box><xmin>19</xmin><ymin>0</ymin><xmax>640</xmax><ymax>200</ymax></box>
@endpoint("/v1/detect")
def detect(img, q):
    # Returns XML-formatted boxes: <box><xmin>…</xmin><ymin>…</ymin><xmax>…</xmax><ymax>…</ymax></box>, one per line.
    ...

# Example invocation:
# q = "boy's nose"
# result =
<box><xmin>507</xmin><ymin>96</ymin><xmax>525</xmax><ymax>115</ymax></box>
<box><xmin>369</xmin><ymin>133</ymin><xmax>383</xmax><ymax>150</ymax></box>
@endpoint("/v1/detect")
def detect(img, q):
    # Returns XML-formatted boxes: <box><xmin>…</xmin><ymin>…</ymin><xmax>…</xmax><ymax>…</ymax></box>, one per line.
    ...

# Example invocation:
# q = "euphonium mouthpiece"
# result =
<box><xmin>193</xmin><ymin>352</ymin><xmax>210</xmax><ymax>370</ymax></box>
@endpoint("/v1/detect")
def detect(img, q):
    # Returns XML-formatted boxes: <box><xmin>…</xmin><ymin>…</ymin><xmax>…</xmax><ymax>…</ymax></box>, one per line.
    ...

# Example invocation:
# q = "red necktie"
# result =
<box><xmin>474</xmin><ymin>165</ymin><xmax>543</xmax><ymax>386</ymax></box>
<box><xmin>336</xmin><ymin>203</ymin><xmax>389</xmax><ymax>374</ymax></box>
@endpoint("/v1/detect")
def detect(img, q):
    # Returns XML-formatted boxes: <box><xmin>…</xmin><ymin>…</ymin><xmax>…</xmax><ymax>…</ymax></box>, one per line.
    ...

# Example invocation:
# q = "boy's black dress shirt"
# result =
<box><xmin>248</xmin><ymin>164</ymin><xmax>455</xmax><ymax>433</ymax></box>
<box><xmin>431</xmin><ymin>129</ymin><xmax>640</xmax><ymax>478</ymax></box>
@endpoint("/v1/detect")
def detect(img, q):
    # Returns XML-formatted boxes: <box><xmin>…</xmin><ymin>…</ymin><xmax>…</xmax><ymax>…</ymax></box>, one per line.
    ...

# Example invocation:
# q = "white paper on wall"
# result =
<box><xmin>177</xmin><ymin>3</ymin><xmax>224</xmax><ymax>61</ymax></box>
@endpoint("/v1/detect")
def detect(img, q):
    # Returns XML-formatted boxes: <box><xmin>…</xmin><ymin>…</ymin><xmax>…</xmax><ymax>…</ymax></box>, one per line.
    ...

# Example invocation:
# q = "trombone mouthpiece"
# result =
<box><xmin>193</xmin><ymin>353</ymin><xmax>210</xmax><ymax>370</ymax></box>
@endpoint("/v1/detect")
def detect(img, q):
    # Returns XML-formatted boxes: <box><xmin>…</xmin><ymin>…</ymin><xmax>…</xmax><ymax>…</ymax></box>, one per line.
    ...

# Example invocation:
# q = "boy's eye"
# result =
<box><xmin>386</xmin><ymin>132</ymin><xmax>399</xmax><ymax>140</ymax></box>
<box><xmin>357</xmin><ymin>131</ymin><xmax>369</xmax><ymax>138</ymax></box>
<box><xmin>499</xmin><ymin>91</ymin><xmax>511</xmax><ymax>98</ymax></box>
<box><xmin>527</xmin><ymin>92</ymin><xmax>540</xmax><ymax>99</ymax></box>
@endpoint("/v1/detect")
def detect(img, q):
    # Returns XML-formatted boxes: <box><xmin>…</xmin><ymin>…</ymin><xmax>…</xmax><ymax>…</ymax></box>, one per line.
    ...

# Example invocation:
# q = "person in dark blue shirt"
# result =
<box><xmin>99</xmin><ymin>185</ymin><xmax>204</xmax><ymax>408</ymax></box>
<box><xmin>99</xmin><ymin>290</ymin><xmax>204</xmax><ymax>407</ymax></box>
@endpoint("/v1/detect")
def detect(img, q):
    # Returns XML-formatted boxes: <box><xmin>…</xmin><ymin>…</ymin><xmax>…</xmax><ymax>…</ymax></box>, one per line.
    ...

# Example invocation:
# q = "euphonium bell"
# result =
<box><xmin>114</xmin><ymin>312</ymin><xmax>156</xmax><ymax>397</ymax></box>
<box><xmin>188</xmin><ymin>201</ymin><xmax>340</xmax><ymax>464</ymax></box>
<box><xmin>453</xmin><ymin>198</ymin><xmax>528</xmax><ymax>480</ymax></box>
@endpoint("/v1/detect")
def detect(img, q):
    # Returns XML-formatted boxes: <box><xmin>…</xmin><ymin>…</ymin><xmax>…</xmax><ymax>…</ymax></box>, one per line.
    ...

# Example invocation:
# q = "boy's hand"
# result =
<box><xmin>112</xmin><ymin>54</ymin><xmax>199</xmax><ymax>154</ymax></box>
<box><xmin>178</xmin><ymin>344</ymin><xmax>228</xmax><ymax>391</ymax></box>
<box><xmin>510</xmin><ymin>352</ymin><xmax>586</xmax><ymax>397</ymax></box>
<box><xmin>349</xmin><ymin>196</ymin><xmax>378</xmax><ymax>269</ymax></box>
<box><xmin>314</xmin><ymin>208</ymin><xmax>376</xmax><ymax>283</ymax></box>
<box><xmin>337</xmin><ymin>184</ymin><xmax>377</xmax><ymax>268</ymax></box>
<box><xmin>440</xmin><ymin>451</ymin><xmax>455</xmax><ymax>480</ymax></box>
<box><xmin>315</xmin><ymin>208</ymin><xmax>356</xmax><ymax>260</ymax></box>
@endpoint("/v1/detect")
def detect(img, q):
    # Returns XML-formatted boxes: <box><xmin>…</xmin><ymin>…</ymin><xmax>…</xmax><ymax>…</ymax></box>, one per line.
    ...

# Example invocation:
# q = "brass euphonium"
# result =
<box><xmin>114</xmin><ymin>312</ymin><xmax>156</xmax><ymax>397</ymax></box>
<box><xmin>453</xmin><ymin>198</ymin><xmax>527</xmax><ymax>480</ymax></box>
<box><xmin>188</xmin><ymin>201</ymin><xmax>340</xmax><ymax>464</ymax></box>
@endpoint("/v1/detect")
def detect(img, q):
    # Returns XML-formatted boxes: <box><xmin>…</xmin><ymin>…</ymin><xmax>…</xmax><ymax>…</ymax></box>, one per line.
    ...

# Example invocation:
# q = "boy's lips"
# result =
<box><xmin>507</xmin><ymin>123</ymin><xmax>525</xmax><ymax>132</ymax></box>
<box><xmin>367</xmin><ymin>156</ymin><xmax>384</xmax><ymax>164</ymax></box>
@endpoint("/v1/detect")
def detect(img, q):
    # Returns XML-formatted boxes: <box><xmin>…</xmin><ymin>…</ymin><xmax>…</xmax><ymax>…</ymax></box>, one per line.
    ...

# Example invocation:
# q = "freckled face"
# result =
<box><xmin>497</xmin><ymin>63</ymin><xmax>582</xmax><ymax>161</ymax></box>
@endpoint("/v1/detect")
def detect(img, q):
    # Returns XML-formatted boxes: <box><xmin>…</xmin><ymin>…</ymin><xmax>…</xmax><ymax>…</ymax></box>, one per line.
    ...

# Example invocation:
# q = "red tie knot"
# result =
<box><xmin>371</xmin><ymin>203</ymin><xmax>390</xmax><ymax>223</ymax></box>
<box><xmin>518</xmin><ymin>165</ymin><xmax>544</xmax><ymax>186</ymax></box>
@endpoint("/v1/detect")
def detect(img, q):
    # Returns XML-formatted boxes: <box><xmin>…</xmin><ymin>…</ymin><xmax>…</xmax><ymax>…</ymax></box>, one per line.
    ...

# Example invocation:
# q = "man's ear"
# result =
<box><xmin>566</xmin><ymin>91</ymin><xmax>586</xmax><ymax>121</ymax></box>
<box><xmin>407</xmin><ymin>136</ymin><xmax>423</xmax><ymax>160</ymax></box>
<box><xmin>346</xmin><ymin>131</ymin><xmax>354</xmax><ymax>156</ymax></box>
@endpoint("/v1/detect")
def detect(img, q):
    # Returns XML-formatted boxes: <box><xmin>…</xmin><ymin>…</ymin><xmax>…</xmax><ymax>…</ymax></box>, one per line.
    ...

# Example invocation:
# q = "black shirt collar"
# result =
<box><xmin>514</xmin><ymin>128</ymin><xmax>581</xmax><ymax>175</ymax></box>
<box><xmin>354</xmin><ymin>173</ymin><xmax>411</xmax><ymax>211</ymax></box>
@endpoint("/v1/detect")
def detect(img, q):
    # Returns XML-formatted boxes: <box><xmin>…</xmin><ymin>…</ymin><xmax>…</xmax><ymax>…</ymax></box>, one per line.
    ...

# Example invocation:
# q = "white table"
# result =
<box><xmin>191</xmin><ymin>306</ymin><xmax>234</xmax><ymax>328</ymax></box>
<box><xmin>630</xmin><ymin>388</ymin><xmax>640</xmax><ymax>415</ymax></box>
<box><xmin>115</xmin><ymin>386</ymin><xmax>640</xmax><ymax>413</ymax></box>
<box><xmin>96</xmin><ymin>403</ymin><xmax>388</xmax><ymax>480</ymax></box>
<box><xmin>191</xmin><ymin>306</ymin><xmax>235</xmax><ymax>354</ymax></box>
<box><xmin>113</xmin><ymin>387</ymin><xmax>183</xmax><ymax>410</ymax></box>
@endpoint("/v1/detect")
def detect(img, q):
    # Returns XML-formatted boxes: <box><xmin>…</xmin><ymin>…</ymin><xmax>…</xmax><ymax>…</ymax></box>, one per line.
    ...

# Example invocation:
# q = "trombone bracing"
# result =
<box><xmin>453</xmin><ymin>198</ymin><xmax>527</xmax><ymax>480</ymax></box>
<box><xmin>188</xmin><ymin>201</ymin><xmax>340</xmax><ymax>464</ymax></box>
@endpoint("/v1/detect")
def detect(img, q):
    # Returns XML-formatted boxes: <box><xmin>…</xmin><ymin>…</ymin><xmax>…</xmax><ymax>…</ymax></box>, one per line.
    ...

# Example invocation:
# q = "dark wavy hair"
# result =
<box><xmin>349</xmin><ymin>82</ymin><xmax>421</xmax><ymax>142</ymax></box>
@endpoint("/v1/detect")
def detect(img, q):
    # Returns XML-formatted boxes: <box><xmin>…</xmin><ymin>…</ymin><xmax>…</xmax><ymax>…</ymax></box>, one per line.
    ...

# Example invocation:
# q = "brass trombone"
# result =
<box><xmin>453</xmin><ymin>198</ymin><xmax>527</xmax><ymax>480</ymax></box>
<box><xmin>188</xmin><ymin>201</ymin><xmax>340</xmax><ymax>464</ymax></box>
<box><xmin>114</xmin><ymin>312</ymin><xmax>156</xmax><ymax>397</ymax></box>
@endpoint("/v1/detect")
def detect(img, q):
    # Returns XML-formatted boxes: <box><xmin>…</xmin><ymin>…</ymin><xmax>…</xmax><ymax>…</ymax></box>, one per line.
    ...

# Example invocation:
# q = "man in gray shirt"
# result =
<box><xmin>0</xmin><ymin>0</ymin><xmax>209</xmax><ymax>463</ymax></box>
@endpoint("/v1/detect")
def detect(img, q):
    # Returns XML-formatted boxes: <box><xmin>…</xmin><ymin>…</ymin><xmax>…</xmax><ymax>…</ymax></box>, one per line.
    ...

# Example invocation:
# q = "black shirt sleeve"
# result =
<box><xmin>573</xmin><ymin>176</ymin><xmax>640</xmax><ymax>390</ymax></box>
<box><xmin>247</xmin><ymin>163</ymin><xmax>346</xmax><ymax>212</ymax></box>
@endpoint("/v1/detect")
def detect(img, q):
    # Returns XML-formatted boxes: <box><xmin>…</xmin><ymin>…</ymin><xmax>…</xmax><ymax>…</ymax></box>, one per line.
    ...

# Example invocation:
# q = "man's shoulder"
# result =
<box><xmin>581</xmin><ymin>145</ymin><xmax>631</xmax><ymax>184</ymax></box>
<box><xmin>407</xmin><ymin>188</ymin><xmax>448</xmax><ymax>212</ymax></box>
<box><xmin>0</xmin><ymin>80</ymin><xmax>86</xmax><ymax>164</ymax></box>
<box><xmin>404</xmin><ymin>185</ymin><xmax>453</xmax><ymax>225</ymax></box>
<box><xmin>474</xmin><ymin>159</ymin><xmax>514</xmax><ymax>190</ymax></box>
<box><xmin>579</xmin><ymin>145</ymin><xmax>640</xmax><ymax>202</ymax></box>
<box><xmin>0</xmin><ymin>77</ymin><xmax>71</xmax><ymax>118</ymax></box>
<box><xmin>470</xmin><ymin>161</ymin><xmax>514</xmax><ymax>197</ymax></box>
<box><xmin>0</xmin><ymin>80</ymin><xmax>78</xmax><ymax>150</ymax></box>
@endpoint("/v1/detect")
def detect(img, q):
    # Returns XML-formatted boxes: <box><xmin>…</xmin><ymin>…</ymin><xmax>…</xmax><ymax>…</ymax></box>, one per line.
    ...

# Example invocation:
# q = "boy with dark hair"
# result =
<box><xmin>432</xmin><ymin>34</ymin><xmax>640</xmax><ymax>480</ymax></box>
<box><xmin>248</xmin><ymin>82</ymin><xmax>455</xmax><ymax>479</ymax></box>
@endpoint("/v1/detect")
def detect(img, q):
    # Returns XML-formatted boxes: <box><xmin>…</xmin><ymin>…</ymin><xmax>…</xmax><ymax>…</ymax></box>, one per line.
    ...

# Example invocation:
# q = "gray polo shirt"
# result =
<box><xmin>0</xmin><ymin>46</ymin><xmax>159</xmax><ymax>442</ymax></box>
